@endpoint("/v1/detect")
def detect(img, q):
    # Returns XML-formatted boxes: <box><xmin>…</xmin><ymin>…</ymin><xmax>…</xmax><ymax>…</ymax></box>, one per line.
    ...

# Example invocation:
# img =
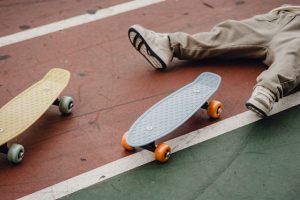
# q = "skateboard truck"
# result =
<box><xmin>142</xmin><ymin>142</ymin><xmax>171</xmax><ymax>161</ymax></box>
<box><xmin>141</xmin><ymin>142</ymin><xmax>156</xmax><ymax>152</ymax></box>
<box><xmin>0</xmin><ymin>143</ymin><xmax>24</xmax><ymax>163</ymax></box>
<box><xmin>201</xmin><ymin>102</ymin><xmax>209</xmax><ymax>109</ymax></box>
<box><xmin>53</xmin><ymin>98</ymin><xmax>60</xmax><ymax>106</ymax></box>
<box><xmin>0</xmin><ymin>144</ymin><xmax>8</xmax><ymax>154</ymax></box>
<box><xmin>52</xmin><ymin>96</ymin><xmax>74</xmax><ymax>115</ymax></box>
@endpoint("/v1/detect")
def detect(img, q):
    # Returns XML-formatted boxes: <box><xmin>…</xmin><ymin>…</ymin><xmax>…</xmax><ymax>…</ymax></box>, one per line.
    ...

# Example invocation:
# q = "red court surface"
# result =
<box><xmin>0</xmin><ymin>0</ymin><xmax>298</xmax><ymax>199</ymax></box>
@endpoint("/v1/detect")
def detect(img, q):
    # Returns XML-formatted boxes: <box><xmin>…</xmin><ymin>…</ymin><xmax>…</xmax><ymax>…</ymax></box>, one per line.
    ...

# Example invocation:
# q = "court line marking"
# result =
<box><xmin>19</xmin><ymin>92</ymin><xmax>300</xmax><ymax>200</ymax></box>
<box><xmin>0</xmin><ymin>0</ymin><xmax>165</xmax><ymax>48</ymax></box>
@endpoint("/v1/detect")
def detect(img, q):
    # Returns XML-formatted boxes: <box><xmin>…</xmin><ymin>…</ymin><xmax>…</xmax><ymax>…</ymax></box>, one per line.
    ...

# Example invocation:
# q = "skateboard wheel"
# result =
<box><xmin>207</xmin><ymin>100</ymin><xmax>223</xmax><ymax>119</ymax></box>
<box><xmin>154</xmin><ymin>143</ymin><xmax>171</xmax><ymax>163</ymax></box>
<box><xmin>121</xmin><ymin>132</ymin><xmax>134</xmax><ymax>151</ymax></box>
<box><xmin>59</xmin><ymin>96</ymin><xmax>74</xmax><ymax>115</ymax></box>
<box><xmin>7</xmin><ymin>144</ymin><xmax>24</xmax><ymax>164</ymax></box>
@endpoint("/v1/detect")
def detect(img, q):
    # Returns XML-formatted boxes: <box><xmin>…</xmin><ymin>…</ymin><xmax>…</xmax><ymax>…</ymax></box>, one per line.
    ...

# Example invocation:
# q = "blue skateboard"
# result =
<box><xmin>122</xmin><ymin>72</ymin><xmax>223</xmax><ymax>162</ymax></box>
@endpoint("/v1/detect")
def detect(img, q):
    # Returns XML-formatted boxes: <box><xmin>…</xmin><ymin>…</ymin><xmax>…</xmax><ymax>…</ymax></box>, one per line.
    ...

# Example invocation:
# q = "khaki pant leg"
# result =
<box><xmin>168</xmin><ymin>12</ymin><xmax>279</xmax><ymax>61</ymax></box>
<box><xmin>256</xmin><ymin>13</ymin><xmax>300</xmax><ymax>100</ymax></box>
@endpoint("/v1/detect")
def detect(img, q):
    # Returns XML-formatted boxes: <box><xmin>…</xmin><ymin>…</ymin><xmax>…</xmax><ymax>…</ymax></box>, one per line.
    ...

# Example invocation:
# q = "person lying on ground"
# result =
<box><xmin>127</xmin><ymin>4</ymin><xmax>300</xmax><ymax>118</ymax></box>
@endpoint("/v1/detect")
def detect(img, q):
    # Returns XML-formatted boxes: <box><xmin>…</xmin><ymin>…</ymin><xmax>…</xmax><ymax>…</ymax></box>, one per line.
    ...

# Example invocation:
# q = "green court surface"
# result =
<box><xmin>61</xmin><ymin>106</ymin><xmax>300</xmax><ymax>200</ymax></box>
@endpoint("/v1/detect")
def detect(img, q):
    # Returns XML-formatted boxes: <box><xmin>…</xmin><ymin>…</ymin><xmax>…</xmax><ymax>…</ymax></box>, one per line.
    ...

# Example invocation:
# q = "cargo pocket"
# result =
<box><xmin>254</xmin><ymin>13</ymin><xmax>279</xmax><ymax>22</ymax></box>
<box><xmin>278</xmin><ymin>75</ymin><xmax>297</xmax><ymax>96</ymax></box>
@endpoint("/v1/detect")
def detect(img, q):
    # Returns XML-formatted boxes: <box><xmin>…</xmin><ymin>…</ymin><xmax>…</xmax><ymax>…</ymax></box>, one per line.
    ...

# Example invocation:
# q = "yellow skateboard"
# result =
<box><xmin>0</xmin><ymin>68</ymin><xmax>74</xmax><ymax>164</ymax></box>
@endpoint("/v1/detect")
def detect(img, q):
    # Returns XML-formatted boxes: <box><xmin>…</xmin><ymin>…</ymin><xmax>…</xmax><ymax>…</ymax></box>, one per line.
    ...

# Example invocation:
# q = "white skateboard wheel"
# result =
<box><xmin>7</xmin><ymin>144</ymin><xmax>25</xmax><ymax>164</ymax></box>
<box><xmin>59</xmin><ymin>96</ymin><xmax>74</xmax><ymax>115</ymax></box>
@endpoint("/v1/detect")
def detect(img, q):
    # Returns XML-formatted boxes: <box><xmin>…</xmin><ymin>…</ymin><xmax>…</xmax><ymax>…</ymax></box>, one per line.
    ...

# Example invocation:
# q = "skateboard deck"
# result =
<box><xmin>122</xmin><ymin>72</ymin><xmax>222</xmax><ymax>162</ymax></box>
<box><xmin>0</xmin><ymin>68</ymin><xmax>73</xmax><ymax>163</ymax></box>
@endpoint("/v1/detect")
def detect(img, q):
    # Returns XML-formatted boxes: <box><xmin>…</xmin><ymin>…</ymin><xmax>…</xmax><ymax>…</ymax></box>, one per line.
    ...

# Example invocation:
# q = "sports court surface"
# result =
<box><xmin>0</xmin><ymin>0</ymin><xmax>299</xmax><ymax>199</ymax></box>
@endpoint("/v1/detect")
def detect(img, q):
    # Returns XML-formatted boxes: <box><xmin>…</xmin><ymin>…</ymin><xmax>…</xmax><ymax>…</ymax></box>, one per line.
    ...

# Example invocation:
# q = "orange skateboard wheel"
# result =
<box><xmin>121</xmin><ymin>132</ymin><xmax>134</xmax><ymax>151</ymax></box>
<box><xmin>154</xmin><ymin>143</ymin><xmax>171</xmax><ymax>163</ymax></box>
<box><xmin>207</xmin><ymin>100</ymin><xmax>223</xmax><ymax>119</ymax></box>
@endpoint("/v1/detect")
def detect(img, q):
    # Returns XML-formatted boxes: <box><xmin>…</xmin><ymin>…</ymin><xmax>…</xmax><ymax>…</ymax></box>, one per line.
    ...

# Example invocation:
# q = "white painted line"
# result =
<box><xmin>18</xmin><ymin>91</ymin><xmax>300</xmax><ymax>200</ymax></box>
<box><xmin>0</xmin><ymin>0</ymin><xmax>165</xmax><ymax>48</ymax></box>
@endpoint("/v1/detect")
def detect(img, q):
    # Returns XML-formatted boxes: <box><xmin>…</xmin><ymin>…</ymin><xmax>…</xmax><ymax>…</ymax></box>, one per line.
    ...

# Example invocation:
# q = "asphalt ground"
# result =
<box><xmin>0</xmin><ymin>0</ymin><xmax>299</xmax><ymax>199</ymax></box>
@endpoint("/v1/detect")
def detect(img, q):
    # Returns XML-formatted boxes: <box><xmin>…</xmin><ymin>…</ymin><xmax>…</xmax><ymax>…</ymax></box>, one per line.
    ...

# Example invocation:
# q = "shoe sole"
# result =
<box><xmin>245</xmin><ymin>102</ymin><xmax>267</xmax><ymax>118</ymax></box>
<box><xmin>128</xmin><ymin>27</ymin><xmax>166</xmax><ymax>70</ymax></box>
